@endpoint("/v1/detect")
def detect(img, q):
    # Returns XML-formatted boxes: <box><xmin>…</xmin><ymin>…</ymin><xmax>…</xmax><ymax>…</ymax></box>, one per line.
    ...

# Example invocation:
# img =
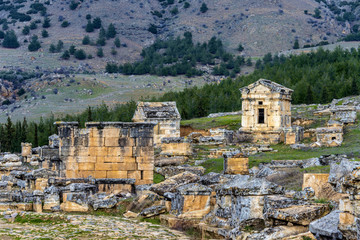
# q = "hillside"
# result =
<box><xmin>0</xmin><ymin>0</ymin><xmax>353</xmax><ymax>72</ymax></box>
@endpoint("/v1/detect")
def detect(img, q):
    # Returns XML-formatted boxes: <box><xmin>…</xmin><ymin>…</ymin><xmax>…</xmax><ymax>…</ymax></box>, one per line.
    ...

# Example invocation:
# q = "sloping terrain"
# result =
<box><xmin>0</xmin><ymin>0</ymin><xmax>350</xmax><ymax>72</ymax></box>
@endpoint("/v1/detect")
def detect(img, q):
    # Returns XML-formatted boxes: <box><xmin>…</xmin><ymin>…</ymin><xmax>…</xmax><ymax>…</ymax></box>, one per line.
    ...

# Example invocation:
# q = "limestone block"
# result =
<box><xmin>95</xmin><ymin>163</ymin><xmax>123</xmax><ymax>171</ymax></box>
<box><xmin>94</xmin><ymin>171</ymin><xmax>107</xmax><ymax>179</ymax></box>
<box><xmin>179</xmin><ymin>195</ymin><xmax>211</xmax><ymax>219</ymax></box>
<box><xmin>302</xmin><ymin>173</ymin><xmax>329</xmax><ymax>198</ymax></box>
<box><xmin>88</xmin><ymin>137</ymin><xmax>105</xmax><ymax>147</ymax></box>
<box><xmin>78</xmin><ymin>163</ymin><xmax>95</xmax><ymax>171</ymax></box>
<box><xmin>75</xmin><ymin>156</ymin><xmax>97</xmax><ymax>163</ymax></box>
<box><xmin>137</xmin><ymin>163</ymin><xmax>154</xmax><ymax>171</ymax></box>
<box><xmin>35</xmin><ymin>178</ymin><xmax>48</xmax><ymax>191</ymax></box>
<box><xmin>106</xmin><ymin>171</ymin><xmax>128</xmax><ymax>178</ymax></box>
<box><xmin>339</xmin><ymin>212</ymin><xmax>355</xmax><ymax>225</ymax></box>
<box><xmin>127</xmin><ymin>170</ymin><xmax>140</xmax><ymax>180</ymax></box>
<box><xmin>89</xmin><ymin>147</ymin><xmax>107</xmax><ymax>156</ymax></box>
<box><xmin>15</xmin><ymin>203</ymin><xmax>33</xmax><ymax>211</ymax></box>
<box><xmin>102</xmin><ymin>128</ymin><xmax>120</xmax><ymax>138</ymax></box>
<box><xmin>77</xmin><ymin>170</ymin><xmax>95</xmax><ymax>178</ymax></box>
<box><xmin>98</xmin><ymin>183</ymin><xmax>132</xmax><ymax>194</ymax></box>
<box><xmin>107</xmin><ymin>147</ymin><xmax>121</xmax><ymax>156</ymax></box>
<box><xmin>224</xmin><ymin>155</ymin><xmax>249</xmax><ymax>175</ymax></box>
<box><xmin>66</xmin><ymin>170</ymin><xmax>79</xmax><ymax>178</ymax></box>
<box><xmin>60</xmin><ymin>201</ymin><xmax>89</xmax><ymax>212</ymax></box>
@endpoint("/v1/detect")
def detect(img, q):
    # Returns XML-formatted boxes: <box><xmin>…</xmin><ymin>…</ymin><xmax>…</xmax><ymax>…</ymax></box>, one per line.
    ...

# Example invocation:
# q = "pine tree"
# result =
<box><xmin>106</xmin><ymin>23</ymin><xmax>116</xmax><ymax>39</ymax></box>
<box><xmin>28</xmin><ymin>35</ymin><xmax>41</xmax><ymax>52</ymax></box>
<box><xmin>92</xmin><ymin>17</ymin><xmax>102</xmax><ymax>29</ymax></box>
<box><xmin>61</xmin><ymin>50</ymin><xmax>70</xmax><ymax>60</ymax></box>
<box><xmin>2</xmin><ymin>30</ymin><xmax>20</xmax><ymax>49</ymax></box>
<box><xmin>41</xmin><ymin>29</ymin><xmax>49</xmax><ymax>38</ymax></box>
<box><xmin>85</xmin><ymin>20</ymin><xmax>94</xmax><ymax>32</ymax></box>
<box><xmin>34</xmin><ymin>123</ymin><xmax>38</xmax><ymax>147</ymax></box>
<box><xmin>4</xmin><ymin>117</ymin><xmax>14</xmax><ymax>152</ymax></box>
<box><xmin>42</xmin><ymin>17</ymin><xmax>51</xmax><ymax>28</ymax></box>
<box><xmin>97</xmin><ymin>47</ymin><xmax>104</xmax><ymax>57</ymax></box>
<box><xmin>22</xmin><ymin>25</ymin><xmax>30</xmax><ymax>35</ymax></box>
<box><xmin>87</xmin><ymin>106</ymin><xmax>93</xmax><ymax>121</ymax></box>
<box><xmin>200</xmin><ymin>3</ymin><xmax>208</xmax><ymax>13</ymax></box>
<box><xmin>114</xmin><ymin>37</ymin><xmax>121</xmax><ymax>48</ymax></box>
<box><xmin>82</xmin><ymin>35</ymin><xmax>90</xmax><ymax>45</ymax></box>
<box><xmin>293</xmin><ymin>39</ymin><xmax>300</xmax><ymax>49</ymax></box>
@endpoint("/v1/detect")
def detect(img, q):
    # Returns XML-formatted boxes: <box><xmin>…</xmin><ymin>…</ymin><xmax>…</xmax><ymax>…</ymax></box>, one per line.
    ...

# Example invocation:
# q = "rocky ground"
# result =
<box><xmin>0</xmin><ymin>212</ymin><xmax>189</xmax><ymax>240</ymax></box>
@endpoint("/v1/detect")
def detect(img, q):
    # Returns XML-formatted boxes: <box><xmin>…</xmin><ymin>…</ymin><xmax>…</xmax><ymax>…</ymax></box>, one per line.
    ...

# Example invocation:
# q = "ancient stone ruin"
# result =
<box><xmin>56</xmin><ymin>121</ymin><xmax>156</xmax><ymax>185</ymax></box>
<box><xmin>238</xmin><ymin>79</ymin><xmax>303</xmax><ymax>144</ymax></box>
<box><xmin>132</xmin><ymin>102</ymin><xmax>181</xmax><ymax>146</ymax></box>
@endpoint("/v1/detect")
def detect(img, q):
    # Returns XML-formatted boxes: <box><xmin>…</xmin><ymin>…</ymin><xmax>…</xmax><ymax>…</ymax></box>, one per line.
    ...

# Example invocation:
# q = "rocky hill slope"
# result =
<box><xmin>0</xmin><ymin>0</ymin><xmax>354</xmax><ymax>71</ymax></box>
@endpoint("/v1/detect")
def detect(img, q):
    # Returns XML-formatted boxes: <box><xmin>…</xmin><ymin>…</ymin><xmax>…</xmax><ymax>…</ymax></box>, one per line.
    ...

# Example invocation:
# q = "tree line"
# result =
<box><xmin>2</xmin><ymin>46</ymin><xmax>360</xmax><ymax>152</ymax></box>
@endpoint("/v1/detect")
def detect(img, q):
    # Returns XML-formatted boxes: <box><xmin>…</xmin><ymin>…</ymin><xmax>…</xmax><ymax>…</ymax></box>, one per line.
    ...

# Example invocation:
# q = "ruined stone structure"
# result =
<box><xmin>223</xmin><ymin>152</ymin><xmax>249</xmax><ymax>175</ymax></box>
<box><xmin>330</xmin><ymin>106</ymin><xmax>357</xmax><ymax>124</ymax></box>
<box><xmin>303</xmin><ymin>173</ymin><xmax>330</xmax><ymax>198</ymax></box>
<box><xmin>56</xmin><ymin>121</ymin><xmax>156</xmax><ymax>185</ymax></box>
<box><xmin>315</xmin><ymin>127</ymin><xmax>343</xmax><ymax>147</ymax></box>
<box><xmin>239</xmin><ymin>79</ymin><xmax>302</xmax><ymax>144</ymax></box>
<box><xmin>132</xmin><ymin>102</ymin><xmax>181</xmax><ymax>146</ymax></box>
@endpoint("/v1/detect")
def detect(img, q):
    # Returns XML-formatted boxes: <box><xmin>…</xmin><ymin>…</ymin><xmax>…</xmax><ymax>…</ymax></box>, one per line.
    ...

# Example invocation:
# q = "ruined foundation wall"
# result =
<box><xmin>57</xmin><ymin>122</ymin><xmax>156</xmax><ymax>185</ymax></box>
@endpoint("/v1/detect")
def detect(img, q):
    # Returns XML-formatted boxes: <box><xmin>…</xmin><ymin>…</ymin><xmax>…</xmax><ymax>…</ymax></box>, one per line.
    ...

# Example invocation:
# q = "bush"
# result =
<box><xmin>170</xmin><ymin>7</ymin><xmax>179</xmax><ymax>15</ymax></box>
<box><xmin>61</xmin><ymin>50</ymin><xmax>70</xmax><ymax>60</ymax></box>
<box><xmin>29</xmin><ymin>21</ymin><xmax>37</xmax><ymax>30</ymax></box>
<box><xmin>200</xmin><ymin>3</ymin><xmax>208</xmax><ymax>13</ymax></box>
<box><xmin>69</xmin><ymin>45</ymin><xmax>76</xmax><ymax>55</ymax></box>
<box><xmin>28</xmin><ymin>35</ymin><xmax>41</xmax><ymax>52</ymax></box>
<box><xmin>97</xmin><ymin>47</ymin><xmax>104</xmax><ymax>57</ymax></box>
<box><xmin>293</xmin><ymin>39</ymin><xmax>300</xmax><ymax>49</ymax></box>
<box><xmin>2</xmin><ymin>30</ymin><xmax>20</xmax><ymax>48</ymax></box>
<box><xmin>42</xmin><ymin>17</ymin><xmax>50</xmax><ymax>28</ymax></box>
<box><xmin>184</xmin><ymin>2</ymin><xmax>190</xmax><ymax>8</ymax></box>
<box><xmin>87</xmin><ymin>54</ymin><xmax>93</xmax><ymax>59</ymax></box>
<box><xmin>49</xmin><ymin>44</ymin><xmax>56</xmax><ymax>53</ymax></box>
<box><xmin>74</xmin><ymin>49</ymin><xmax>86</xmax><ymax>60</ymax></box>
<box><xmin>114</xmin><ymin>37</ymin><xmax>120</xmax><ymax>48</ymax></box>
<box><xmin>96</xmin><ymin>37</ymin><xmax>106</xmax><ymax>46</ymax></box>
<box><xmin>92</xmin><ymin>17</ymin><xmax>101</xmax><ymax>29</ymax></box>
<box><xmin>56</xmin><ymin>40</ymin><xmax>64</xmax><ymax>52</ymax></box>
<box><xmin>86</xmin><ymin>14</ymin><xmax>92</xmax><ymax>20</ymax></box>
<box><xmin>111</xmin><ymin>48</ymin><xmax>117</xmax><ymax>55</ymax></box>
<box><xmin>106</xmin><ymin>23</ymin><xmax>116</xmax><ymax>39</ymax></box>
<box><xmin>0</xmin><ymin>31</ymin><xmax>5</xmax><ymax>39</ymax></box>
<box><xmin>82</xmin><ymin>35</ymin><xmax>90</xmax><ymax>45</ymax></box>
<box><xmin>85</xmin><ymin>20</ymin><xmax>94</xmax><ymax>32</ymax></box>
<box><xmin>41</xmin><ymin>29</ymin><xmax>48</xmax><ymax>38</ymax></box>
<box><xmin>237</xmin><ymin>43</ymin><xmax>244</xmax><ymax>52</ymax></box>
<box><xmin>148</xmin><ymin>24</ymin><xmax>157</xmax><ymax>34</ymax></box>
<box><xmin>69</xmin><ymin>1</ymin><xmax>79</xmax><ymax>10</ymax></box>
<box><xmin>22</xmin><ymin>25</ymin><xmax>30</xmax><ymax>35</ymax></box>
<box><xmin>61</xmin><ymin>21</ymin><xmax>70</xmax><ymax>28</ymax></box>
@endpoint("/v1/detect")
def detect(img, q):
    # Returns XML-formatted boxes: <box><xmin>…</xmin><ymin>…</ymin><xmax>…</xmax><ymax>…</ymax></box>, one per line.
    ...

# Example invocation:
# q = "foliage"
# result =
<box><xmin>42</xmin><ymin>17</ymin><xmax>50</xmax><ymax>28</ymax></box>
<box><xmin>2</xmin><ymin>30</ymin><xmax>20</xmax><ymax>48</ymax></box>
<box><xmin>148</xmin><ymin>24</ymin><xmax>157</xmax><ymax>34</ymax></box>
<box><xmin>200</xmin><ymin>3</ymin><xmax>208</xmax><ymax>13</ymax></box>
<box><xmin>106</xmin><ymin>23</ymin><xmax>116</xmax><ymax>39</ymax></box>
<box><xmin>106</xmin><ymin>32</ymin><xmax>245</xmax><ymax>78</ymax></box>
<box><xmin>97</xmin><ymin>47</ymin><xmax>104</xmax><ymax>57</ymax></box>
<box><xmin>92</xmin><ymin>17</ymin><xmax>102</xmax><ymax>29</ymax></box>
<box><xmin>293</xmin><ymin>39</ymin><xmax>299</xmax><ymax>49</ymax></box>
<box><xmin>181</xmin><ymin>115</ymin><xmax>241</xmax><ymax>130</ymax></box>
<box><xmin>61</xmin><ymin>20</ymin><xmax>70</xmax><ymax>28</ymax></box>
<box><xmin>82</xmin><ymin>35</ymin><xmax>90</xmax><ymax>45</ymax></box>
<box><xmin>74</xmin><ymin>49</ymin><xmax>87</xmax><ymax>60</ymax></box>
<box><xmin>41</xmin><ymin>29</ymin><xmax>48</xmax><ymax>38</ymax></box>
<box><xmin>22</xmin><ymin>25</ymin><xmax>30</xmax><ymax>35</ymax></box>
<box><xmin>114</xmin><ymin>37</ymin><xmax>121</xmax><ymax>48</ymax></box>
<box><xmin>85</xmin><ymin>20</ymin><xmax>94</xmax><ymax>32</ymax></box>
<box><xmin>69</xmin><ymin>1</ymin><xmax>79</xmax><ymax>10</ymax></box>
<box><xmin>153</xmin><ymin>173</ymin><xmax>165</xmax><ymax>184</ymax></box>
<box><xmin>28</xmin><ymin>35</ymin><xmax>41</xmax><ymax>51</ymax></box>
<box><xmin>61</xmin><ymin>50</ymin><xmax>70</xmax><ymax>60</ymax></box>
<box><xmin>200</xmin><ymin>158</ymin><xmax>223</xmax><ymax>174</ymax></box>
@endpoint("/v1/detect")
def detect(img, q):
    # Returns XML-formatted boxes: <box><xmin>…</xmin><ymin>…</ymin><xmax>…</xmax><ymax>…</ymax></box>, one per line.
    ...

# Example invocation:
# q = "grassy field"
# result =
<box><xmin>1</xmin><ymin>74</ymin><xmax>205</xmax><ymax>123</ymax></box>
<box><xmin>181</xmin><ymin>115</ymin><xmax>242</xmax><ymax>131</ymax></box>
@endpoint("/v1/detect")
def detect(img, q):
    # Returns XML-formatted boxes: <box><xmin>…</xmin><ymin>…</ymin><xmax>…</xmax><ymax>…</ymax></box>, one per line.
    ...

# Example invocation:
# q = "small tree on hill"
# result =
<box><xmin>82</xmin><ymin>35</ymin><xmax>90</xmax><ymax>45</ymax></box>
<box><xmin>2</xmin><ymin>30</ymin><xmax>20</xmax><ymax>48</ymax></box>
<box><xmin>293</xmin><ymin>39</ymin><xmax>299</xmax><ymax>49</ymax></box>
<box><xmin>28</xmin><ymin>35</ymin><xmax>41</xmax><ymax>52</ymax></box>
<box><xmin>61</xmin><ymin>50</ymin><xmax>70</xmax><ymax>60</ymax></box>
<box><xmin>92</xmin><ymin>17</ymin><xmax>102</xmax><ymax>29</ymax></box>
<box><xmin>56</xmin><ymin>40</ymin><xmax>64</xmax><ymax>52</ymax></box>
<box><xmin>314</xmin><ymin>8</ymin><xmax>321</xmax><ymax>19</ymax></box>
<box><xmin>85</xmin><ymin>20</ymin><xmax>94</xmax><ymax>32</ymax></box>
<box><xmin>97</xmin><ymin>47</ymin><xmax>104</xmax><ymax>57</ymax></box>
<box><xmin>22</xmin><ymin>26</ymin><xmax>30</xmax><ymax>35</ymax></box>
<box><xmin>49</xmin><ymin>44</ymin><xmax>56</xmax><ymax>53</ymax></box>
<box><xmin>74</xmin><ymin>49</ymin><xmax>87</xmax><ymax>60</ymax></box>
<box><xmin>42</xmin><ymin>17</ymin><xmax>51</xmax><ymax>28</ymax></box>
<box><xmin>41</xmin><ymin>29</ymin><xmax>49</xmax><ymax>38</ymax></box>
<box><xmin>30</xmin><ymin>21</ymin><xmax>37</xmax><ymax>30</ymax></box>
<box><xmin>69</xmin><ymin>45</ymin><xmax>76</xmax><ymax>55</ymax></box>
<box><xmin>114</xmin><ymin>37</ymin><xmax>121</xmax><ymax>48</ymax></box>
<box><xmin>237</xmin><ymin>43</ymin><xmax>244</xmax><ymax>52</ymax></box>
<box><xmin>106</xmin><ymin>23</ymin><xmax>116</xmax><ymax>39</ymax></box>
<box><xmin>200</xmin><ymin>3</ymin><xmax>208</xmax><ymax>13</ymax></box>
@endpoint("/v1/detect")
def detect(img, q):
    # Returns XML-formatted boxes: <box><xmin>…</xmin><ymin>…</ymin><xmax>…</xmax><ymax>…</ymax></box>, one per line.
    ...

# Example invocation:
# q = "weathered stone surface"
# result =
<box><xmin>123</xmin><ymin>211</ymin><xmax>138</xmax><ymax>218</ymax></box>
<box><xmin>328</xmin><ymin>160</ymin><xmax>360</xmax><ymax>192</ymax></box>
<box><xmin>223</xmin><ymin>152</ymin><xmax>249</xmax><ymax>175</ymax></box>
<box><xmin>155</xmin><ymin>156</ymin><xmax>187</xmax><ymax>167</ymax></box>
<box><xmin>171</xmin><ymin>183</ymin><xmax>212</xmax><ymax>218</ymax></box>
<box><xmin>155</xmin><ymin>165</ymin><xmax>205</xmax><ymax>178</ymax></box>
<box><xmin>90</xmin><ymin>193</ymin><xmax>118</xmax><ymax>210</ymax></box>
<box><xmin>150</xmin><ymin>171</ymin><xmax>200</xmax><ymax>196</ymax></box>
<box><xmin>246</xmin><ymin>226</ymin><xmax>309</xmax><ymax>240</ymax></box>
<box><xmin>160</xmin><ymin>138</ymin><xmax>192</xmax><ymax>156</ymax></box>
<box><xmin>216</xmin><ymin>176</ymin><xmax>284</xmax><ymax>196</ymax></box>
<box><xmin>294</xmin><ymin>187</ymin><xmax>315</xmax><ymax>200</ymax></box>
<box><xmin>309</xmin><ymin>210</ymin><xmax>343</xmax><ymax>239</ymax></box>
<box><xmin>132</xmin><ymin>102</ymin><xmax>180</xmax><ymax>145</ymax></box>
<box><xmin>140</xmin><ymin>205</ymin><xmax>166</xmax><ymax>218</ymax></box>
<box><xmin>266</xmin><ymin>204</ymin><xmax>330</xmax><ymax>226</ymax></box>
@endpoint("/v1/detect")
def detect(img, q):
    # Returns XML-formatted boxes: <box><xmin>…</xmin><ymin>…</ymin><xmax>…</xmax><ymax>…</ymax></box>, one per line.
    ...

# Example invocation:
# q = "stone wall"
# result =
<box><xmin>57</xmin><ymin>121</ymin><xmax>156</xmax><ymax>185</ymax></box>
<box><xmin>132</xmin><ymin>102</ymin><xmax>181</xmax><ymax>146</ymax></box>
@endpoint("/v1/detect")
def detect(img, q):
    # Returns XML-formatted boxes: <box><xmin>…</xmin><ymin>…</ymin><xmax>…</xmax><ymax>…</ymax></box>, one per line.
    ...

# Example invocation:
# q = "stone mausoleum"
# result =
<box><xmin>56</xmin><ymin>121</ymin><xmax>156</xmax><ymax>185</ymax></box>
<box><xmin>239</xmin><ymin>79</ymin><xmax>303</xmax><ymax>144</ymax></box>
<box><xmin>132</xmin><ymin>102</ymin><xmax>181</xmax><ymax>146</ymax></box>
